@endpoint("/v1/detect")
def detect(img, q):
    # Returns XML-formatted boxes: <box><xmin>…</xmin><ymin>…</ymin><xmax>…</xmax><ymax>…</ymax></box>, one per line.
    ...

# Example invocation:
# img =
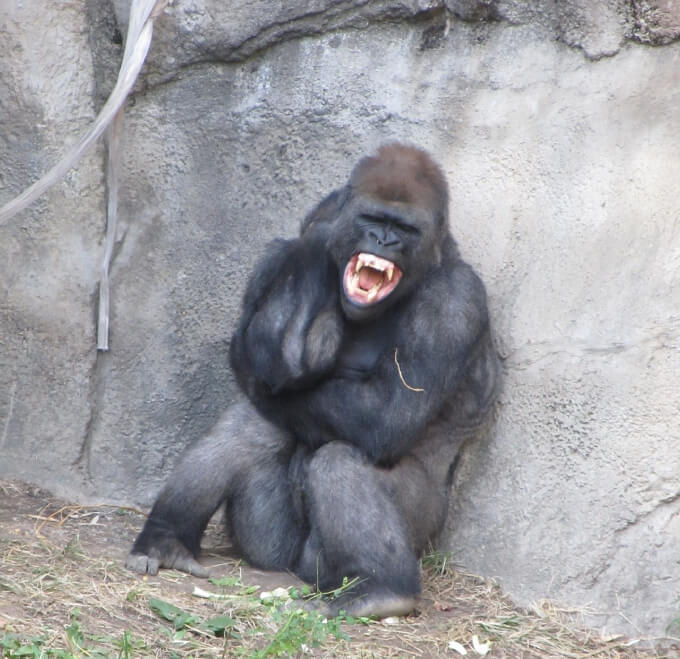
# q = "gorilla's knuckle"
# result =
<box><xmin>124</xmin><ymin>553</ymin><xmax>145</xmax><ymax>573</ymax></box>
<box><xmin>125</xmin><ymin>552</ymin><xmax>159</xmax><ymax>576</ymax></box>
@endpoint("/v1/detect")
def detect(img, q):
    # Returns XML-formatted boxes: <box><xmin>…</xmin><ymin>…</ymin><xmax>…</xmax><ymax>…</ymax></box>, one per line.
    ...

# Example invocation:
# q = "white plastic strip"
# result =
<box><xmin>97</xmin><ymin>110</ymin><xmax>124</xmax><ymax>351</ymax></box>
<box><xmin>0</xmin><ymin>0</ymin><xmax>166</xmax><ymax>225</ymax></box>
<box><xmin>0</xmin><ymin>0</ymin><xmax>168</xmax><ymax>351</ymax></box>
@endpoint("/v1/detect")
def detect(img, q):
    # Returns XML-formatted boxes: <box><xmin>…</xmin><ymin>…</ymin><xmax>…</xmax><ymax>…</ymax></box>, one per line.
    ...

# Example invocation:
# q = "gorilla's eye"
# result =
<box><xmin>356</xmin><ymin>215</ymin><xmax>384</xmax><ymax>231</ymax></box>
<box><xmin>396</xmin><ymin>221</ymin><xmax>420</xmax><ymax>236</ymax></box>
<box><xmin>343</xmin><ymin>253</ymin><xmax>403</xmax><ymax>306</ymax></box>
<box><xmin>357</xmin><ymin>214</ymin><xmax>420</xmax><ymax>238</ymax></box>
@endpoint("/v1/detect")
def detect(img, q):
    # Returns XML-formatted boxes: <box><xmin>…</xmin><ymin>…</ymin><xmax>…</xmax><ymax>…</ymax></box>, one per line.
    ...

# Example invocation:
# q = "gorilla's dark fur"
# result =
<box><xmin>127</xmin><ymin>143</ymin><xmax>499</xmax><ymax>618</ymax></box>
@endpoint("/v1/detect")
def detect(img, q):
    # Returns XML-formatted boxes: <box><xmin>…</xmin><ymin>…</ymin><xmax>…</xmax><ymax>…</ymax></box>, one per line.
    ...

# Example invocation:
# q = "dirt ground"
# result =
<box><xmin>0</xmin><ymin>479</ymin><xmax>677</xmax><ymax>658</ymax></box>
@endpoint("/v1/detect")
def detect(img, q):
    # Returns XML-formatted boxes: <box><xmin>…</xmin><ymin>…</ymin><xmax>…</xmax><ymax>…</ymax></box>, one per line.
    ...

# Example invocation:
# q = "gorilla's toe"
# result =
<box><xmin>125</xmin><ymin>550</ymin><xmax>209</xmax><ymax>578</ymax></box>
<box><xmin>329</xmin><ymin>590</ymin><xmax>416</xmax><ymax>619</ymax></box>
<box><xmin>170</xmin><ymin>554</ymin><xmax>210</xmax><ymax>578</ymax></box>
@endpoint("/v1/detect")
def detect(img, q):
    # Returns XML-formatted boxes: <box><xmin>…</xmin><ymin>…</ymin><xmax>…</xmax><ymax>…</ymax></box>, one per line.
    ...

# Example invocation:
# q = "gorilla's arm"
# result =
<box><xmin>230</xmin><ymin>235</ymin><xmax>343</xmax><ymax>395</ymax></box>
<box><xmin>283</xmin><ymin>262</ymin><xmax>494</xmax><ymax>464</ymax></box>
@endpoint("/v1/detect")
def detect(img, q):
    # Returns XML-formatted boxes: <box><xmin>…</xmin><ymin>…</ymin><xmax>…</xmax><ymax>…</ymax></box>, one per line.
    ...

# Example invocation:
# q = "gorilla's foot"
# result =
<box><xmin>328</xmin><ymin>588</ymin><xmax>417</xmax><ymax>619</ymax></box>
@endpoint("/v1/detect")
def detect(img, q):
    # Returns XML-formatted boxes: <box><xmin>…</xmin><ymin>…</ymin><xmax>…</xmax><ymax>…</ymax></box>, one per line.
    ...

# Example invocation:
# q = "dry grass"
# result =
<box><xmin>0</xmin><ymin>480</ymin><xmax>676</xmax><ymax>658</ymax></box>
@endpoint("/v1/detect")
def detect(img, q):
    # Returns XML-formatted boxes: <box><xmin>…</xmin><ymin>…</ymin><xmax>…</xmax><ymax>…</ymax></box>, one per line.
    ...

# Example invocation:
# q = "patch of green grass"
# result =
<box><xmin>64</xmin><ymin>609</ymin><xmax>84</xmax><ymax>652</ymax></box>
<box><xmin>149</xmin><ymin>595</ymin><xmax>238</xmax><ymax>638</ymax></box>
<box><xmin>1</xmin><ymin>633</ymin><xmax>48</xmax><ymax>658</ymax></box>
<box><xmin>114</xmin><ymin>630</ymin><xmax>141</xmax><ymax>658</ymax></box>
<box><xmin>254</xmin><ymin>608</ymin><xmax>348</xmax><ymax>658</ymax></box>
<box><xmin>209</xmin><ymin>575</ymin><xmax>259</xmax><ymax>596</ymax></box>
<box><xmin>421</xmin><ymin>548</ymin><xmax>453</xmax><ymax>576</ymax></box>
<box><xmin>150</xmin><ymin>597</ymin><xmax>200</xmax><ymax>631</ymax></box>
<box><xmin>0</xmin><ymin>609</ymin><xmax>147</xmax><ymax>659</ymax></box>
<box><xmin>666</xmin><ymin>596</ymin><xmax>680</xmax><ymax>636</ymax></box>
<box><xmin>287</xmin><ymin>583</ymin><xmax>313</xmax><ymax>600</ymax></box>
<box><xmin>209</xmin><ymin>575</ymin><xmax>243</xmax><ymax>588</ymax></box>
<box><xmin>287</xmin><ymin>574</ymin><xmax>365</xmax><ymax>609</ymax></box>
<box><xmin>62</xmin><ymin>537</ymin><xmax>84</xmax><ymax>561</ymax></box>
<box><xmin>147</xmin><ymin>578</ymin><xmax>374</xmax><ymax>658</ymax></box>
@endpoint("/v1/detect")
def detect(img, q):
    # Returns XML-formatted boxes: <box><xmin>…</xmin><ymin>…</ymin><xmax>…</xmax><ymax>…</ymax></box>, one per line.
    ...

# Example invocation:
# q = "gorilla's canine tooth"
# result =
<box><xmin>387</xmin><ymin>267</ymin><xmax>394</xmax><ymax>282</ymax></box>
<box><xmin>367</xmin><ymin>282</ymin><xmax>382</xmax><ymax>301</ymax></box>
<box><xmin>351</xmin><ymin>272</ymin><xmax>360</xmax><ymax>291</ymax></box>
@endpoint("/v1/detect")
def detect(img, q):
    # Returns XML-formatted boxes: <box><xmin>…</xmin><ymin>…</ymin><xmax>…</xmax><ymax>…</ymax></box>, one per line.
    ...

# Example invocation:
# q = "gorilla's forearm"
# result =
<box><xmin>321</xmin><ymin>275</ymin><xmax>491</xmax><ymax>463</ymax></box>
<box><xmin>304</xmin><ymin>384</ymin><xmax>440</xmax><ymax>464</ymax></box>
<box><xmin>237</xmin><ymin>260</ymin><xmax>492</xmax><ymax>464</ymax></box>
<box><xmin>267</xmin><ymin>337</ymin><xmax>484</xmax><ymax>464</ymax></box>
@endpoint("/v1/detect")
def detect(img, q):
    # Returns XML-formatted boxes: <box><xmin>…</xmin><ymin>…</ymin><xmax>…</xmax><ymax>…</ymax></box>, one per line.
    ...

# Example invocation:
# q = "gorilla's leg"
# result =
<box><xmin>127</xmin><ymin>399</ymin><xmax>303</xmax><ymax>576</ymax></box>
<box><xmin>226</xmin><ymin>443</ymin><xmax>309</xmax><ymax>570</ymax></box>
<box><xmin>385</xmin><ymin>421</ymin><xmax>471</xmax><ymax>556</ymax></box>
<box><xmin>297</xmin><ymin>442</ymin><xmax>421</xmax><ymax>618</ymax></box>
<box><xmin>380</xmin><ymin>453</ymin><xmax>450</xmax><ymax>558</ymax></box>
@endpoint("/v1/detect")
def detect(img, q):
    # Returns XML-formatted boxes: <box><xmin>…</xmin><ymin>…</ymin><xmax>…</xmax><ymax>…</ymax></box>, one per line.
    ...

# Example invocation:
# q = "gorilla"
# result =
<box><xmin>127</xmin><ymin>143</ymin><xmax>499</xmax><ymax>619</ymax></box>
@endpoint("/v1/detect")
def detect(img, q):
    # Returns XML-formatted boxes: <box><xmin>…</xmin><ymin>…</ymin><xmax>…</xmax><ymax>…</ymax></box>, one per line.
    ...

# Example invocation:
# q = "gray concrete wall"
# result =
<box><xmin>1</xmin><ymin>0</ymin><xmax>679</xmax><ymax>639</ymax></box>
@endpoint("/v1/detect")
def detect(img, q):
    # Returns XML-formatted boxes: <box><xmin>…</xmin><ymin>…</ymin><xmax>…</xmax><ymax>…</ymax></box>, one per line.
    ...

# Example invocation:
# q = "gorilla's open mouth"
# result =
<box><xmin>343</xmin><ymin>253</ymin><xmax>403</xmax><ymax>306</ymax></box>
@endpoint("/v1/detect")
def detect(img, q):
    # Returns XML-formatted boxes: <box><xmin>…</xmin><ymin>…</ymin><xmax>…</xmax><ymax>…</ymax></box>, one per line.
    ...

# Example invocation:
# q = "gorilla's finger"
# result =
<box><xmin>125</xmin><ymin>553</ymin><xmax>159</xmax><ymax>575</ymax></box>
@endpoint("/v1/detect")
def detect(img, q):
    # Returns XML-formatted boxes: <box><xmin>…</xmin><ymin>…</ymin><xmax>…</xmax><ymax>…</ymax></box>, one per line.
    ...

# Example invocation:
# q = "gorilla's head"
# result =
<box><xmin>327</xmin><ymin>143</ymin><xmax>451</xmax><ymax>322</ymax></box>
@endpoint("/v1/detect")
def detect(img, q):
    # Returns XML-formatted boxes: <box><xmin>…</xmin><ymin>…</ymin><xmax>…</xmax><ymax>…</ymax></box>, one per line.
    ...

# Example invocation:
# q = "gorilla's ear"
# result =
<box><xmin>300</xmin><ymin>187</ymin><xmax>350</xmax><ymax>237</ymax></box>
<box><xmin>433</xmin><ymin>242</ymin><xmax>442</xmax><ymax>266</ymax></box>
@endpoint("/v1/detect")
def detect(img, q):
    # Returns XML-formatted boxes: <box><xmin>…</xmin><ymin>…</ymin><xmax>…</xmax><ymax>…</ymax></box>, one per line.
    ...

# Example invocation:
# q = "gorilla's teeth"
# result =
<box><xmin>367</xmin><ymin>282</ymin><xmax>381</xmax><ymax>301</ymax></box>
<box><xmin>357</xmin><ymin>253</ymin><xmax>392</xmax><ymax>272</ymax></box>
<box><xmin>387</xmin><ymin>267</ymin><xmax>394</xmax><ymax>282</ymax></box>
<box><xmin>351</xmin><ymin>272</ymin><xmax>360</xmax><ymax>290</ymax></box>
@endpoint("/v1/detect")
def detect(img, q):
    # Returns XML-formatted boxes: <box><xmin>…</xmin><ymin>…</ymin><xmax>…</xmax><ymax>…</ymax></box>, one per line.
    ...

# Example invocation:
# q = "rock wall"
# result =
<box><xmin>1</xmin><ymin>0</ymin><xmax>679</xmax><ymax>639</ymax></box>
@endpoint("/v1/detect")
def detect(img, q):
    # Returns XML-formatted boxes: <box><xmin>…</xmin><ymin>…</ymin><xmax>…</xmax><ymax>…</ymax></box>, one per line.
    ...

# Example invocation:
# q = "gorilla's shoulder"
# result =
<box><xmin>437</xmin><ymin>256</ymin><xmax>488</xmax><ymax>303</ymax></box>
<box><xmin>415</xmin><ymin>257</ymin><xmax>490</xmax><ymax>338</ymax></box>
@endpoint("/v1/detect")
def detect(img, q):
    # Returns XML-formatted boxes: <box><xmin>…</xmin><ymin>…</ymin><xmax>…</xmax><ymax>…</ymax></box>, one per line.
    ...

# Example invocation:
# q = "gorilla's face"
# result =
<box><xmin>330</xmin><ymin>197</ymin><xmax>442</xmax><ymax>322</ymax></box>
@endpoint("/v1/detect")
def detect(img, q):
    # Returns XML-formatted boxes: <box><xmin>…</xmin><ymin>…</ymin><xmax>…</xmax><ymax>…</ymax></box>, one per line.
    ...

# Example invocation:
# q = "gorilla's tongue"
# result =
<box><xmin>358</xmin><ymin>267</ymin><xmax>383</xmax><ymax>291</ymax></box>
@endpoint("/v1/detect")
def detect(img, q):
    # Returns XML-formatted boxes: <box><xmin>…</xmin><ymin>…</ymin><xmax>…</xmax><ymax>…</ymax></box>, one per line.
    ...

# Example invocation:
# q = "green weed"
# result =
<box><xmin>421</xmin><ymin>549</ymin><xmax>452</xmax><ymax>576</ymax></box>
<box><xmin>255</xmin><ymin>608</ymin><xmax>349</xmax><ymax>657</ymax></box>
<box><xmin>0</xmin><ymin>609</ymin><xmax>145</xmax><ymax>659</ymax></box>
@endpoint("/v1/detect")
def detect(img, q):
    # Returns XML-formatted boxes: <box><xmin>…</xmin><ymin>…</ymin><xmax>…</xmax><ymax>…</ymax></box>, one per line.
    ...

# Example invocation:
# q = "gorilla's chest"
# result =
<box><xmin>335</xmin><ymin>317</ymin><xmax>398</xmax><ymax>379</ymax></box>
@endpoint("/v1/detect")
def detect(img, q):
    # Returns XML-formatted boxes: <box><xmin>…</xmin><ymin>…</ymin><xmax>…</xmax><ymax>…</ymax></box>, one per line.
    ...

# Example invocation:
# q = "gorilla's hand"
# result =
<box><xmin>126</xmin><ymin>519</ymin><xmax>210</xmax><ymax>578</ymax></box>
<box><xmin>231</xmin><ymin>236</ymin><xmax>343</xmax><ymax>394</ymax></box>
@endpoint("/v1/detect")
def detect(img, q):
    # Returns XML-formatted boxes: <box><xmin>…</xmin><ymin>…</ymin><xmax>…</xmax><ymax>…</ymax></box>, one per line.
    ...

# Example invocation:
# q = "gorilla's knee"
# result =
<box><xmin>306</xmin><ymin>441</ymin><xmax>363</xmax><ymax>478</ymax></box>
<box><xmin>313</xmin><ymin>440</ymin><xmax>362</xmax><ymax>462</ymax></box>
<box><xmin>304</xmin><ymin>441</ymin><xmax>371</xmax><ymax>503</ymax></box>
<box><xmin>301</xmin><ymin>440</ymin><xmax>421</xmax><ymax>597</ymax></box>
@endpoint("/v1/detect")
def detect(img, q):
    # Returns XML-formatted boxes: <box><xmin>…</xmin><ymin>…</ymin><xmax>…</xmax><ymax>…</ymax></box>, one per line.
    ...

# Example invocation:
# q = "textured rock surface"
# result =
<box><xmin>0</xmin><ymin>2</ymin><xmax>103</xmax><ymax>495</ymax></box>
<box><xmin>1</xmin><ymin>0</ymin><xmax>679</xmax><ymax>639</ymax></box>
<box><xmin>633</xmin><ymin>0</ymin><xmax>680</xmax><ymax>43</ymax></box>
